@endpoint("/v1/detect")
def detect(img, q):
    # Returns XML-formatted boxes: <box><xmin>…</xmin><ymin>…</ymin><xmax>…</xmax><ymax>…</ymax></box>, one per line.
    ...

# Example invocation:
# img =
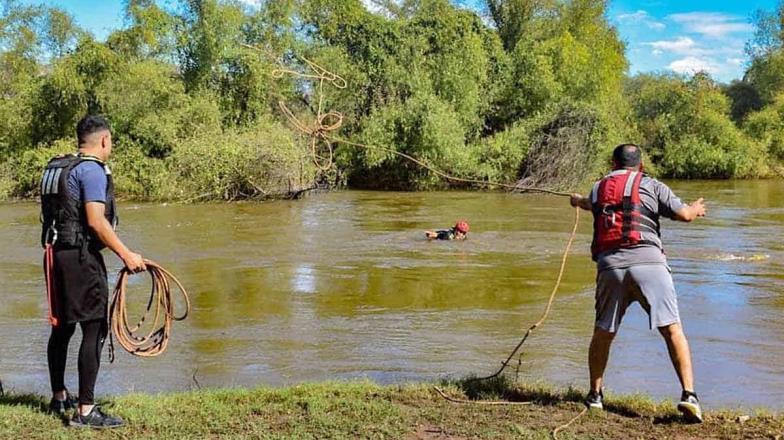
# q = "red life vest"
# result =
<box><xmin>590</xmin><ymin>170</ymin><xmax>661</xmax><ymax>260</ymax></box>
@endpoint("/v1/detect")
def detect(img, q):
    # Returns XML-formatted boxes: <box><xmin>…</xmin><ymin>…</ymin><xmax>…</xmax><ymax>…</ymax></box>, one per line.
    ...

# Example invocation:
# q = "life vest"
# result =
<box><xmin>590</xmin><ymin>170</ymin><xmax>660</xmax><ymax>260</ymax></box>
<box><xmin>40</xmin><ymin>154</ymin><xmax>117</xmax><ymax>249</ymax></box>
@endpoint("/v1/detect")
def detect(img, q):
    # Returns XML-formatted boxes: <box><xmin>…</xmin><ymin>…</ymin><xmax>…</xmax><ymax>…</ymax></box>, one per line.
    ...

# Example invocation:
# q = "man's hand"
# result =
<box><xmin>122</xmin><ymin>252</ymin><xmax>146</xmax><ymax>273</ymax></box>
<box><xmin>570</xmin><ymin>193</ymin><xmax>583</xmax><ymax>207</ymax></box>
<box><xmin>675</xmin><ymin>198</ymin><xmax>707</xmax><ymax>222</ymax></box>
<box><xmin>570</xmin><ymin>193</ymin><xmax>592</xmax><ymax>211</ymax></box>
<box><xmin>690</xmin><ymin>198</ymin><xmax>706</xmax><ymax>217</ymax></box>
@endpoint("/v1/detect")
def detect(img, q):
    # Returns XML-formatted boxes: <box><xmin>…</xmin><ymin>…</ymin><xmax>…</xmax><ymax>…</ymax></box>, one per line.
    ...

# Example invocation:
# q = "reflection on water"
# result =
<box><xmin>1</xmin><ymin>180</ymin><xmax>783</xmax><ymax>409</ymax></box>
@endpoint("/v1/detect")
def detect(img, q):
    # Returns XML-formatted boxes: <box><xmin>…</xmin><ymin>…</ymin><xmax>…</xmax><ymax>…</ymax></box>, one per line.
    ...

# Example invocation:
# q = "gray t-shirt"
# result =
<box><xmin>591</xmin><ymin>173</ymin><xmax>685</xmax><ymax>271</ymax></box>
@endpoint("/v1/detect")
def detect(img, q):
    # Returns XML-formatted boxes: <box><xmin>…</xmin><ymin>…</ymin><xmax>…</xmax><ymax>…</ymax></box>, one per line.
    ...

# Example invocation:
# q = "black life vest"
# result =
<box><xmin>40</xmin><ymin>154</ymin><xmax>117</xmax><ymax>249</ymax></box>
<box><xmin>590</xmin><ymin>170</ymin><xmax>661</xmax><ymax>260</ymax></box>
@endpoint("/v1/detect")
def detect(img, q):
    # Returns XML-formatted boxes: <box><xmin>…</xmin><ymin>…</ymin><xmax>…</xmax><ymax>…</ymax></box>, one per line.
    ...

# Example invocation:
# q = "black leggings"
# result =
<box><xmin>47</xmin><ymin>319</ymin><xmax>106</xmax><ymax>405</ymax></box>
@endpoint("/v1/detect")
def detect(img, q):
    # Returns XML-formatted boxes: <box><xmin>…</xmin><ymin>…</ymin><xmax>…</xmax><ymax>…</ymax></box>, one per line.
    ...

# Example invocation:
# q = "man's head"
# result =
<box><xmin>612</xmin><ymin>143</ymin><xmax>642</xmax><ymax>171</ymax></box>
<box><xmin>76</xmin><ymin>115</ymin><xmax>112</xmax><ymax>161</ymax></box>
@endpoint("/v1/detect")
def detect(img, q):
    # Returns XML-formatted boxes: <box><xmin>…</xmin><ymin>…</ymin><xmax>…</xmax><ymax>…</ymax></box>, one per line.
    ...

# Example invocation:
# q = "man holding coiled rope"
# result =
<box><xmin>40</xmin><ymin>115</ymin><xmax>145</xmax><ymax>429</ymax></box>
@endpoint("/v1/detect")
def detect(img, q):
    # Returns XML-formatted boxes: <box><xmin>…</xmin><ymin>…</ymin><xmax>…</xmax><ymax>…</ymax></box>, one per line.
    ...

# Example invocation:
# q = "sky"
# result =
<box><xmin>19</xmin><ymin>0</ymin><xmax>781</xmax><ymax>83</ymax></box>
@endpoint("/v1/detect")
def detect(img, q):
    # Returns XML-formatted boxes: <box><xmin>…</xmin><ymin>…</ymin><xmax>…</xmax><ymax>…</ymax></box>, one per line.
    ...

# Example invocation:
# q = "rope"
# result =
<box><xmin>552</xmin><ymin>407</ymin><xmax>588</xmax><ymax>439</ymax></box>
<box><xmin>108</xmin><ymin>260</ymin><xmax>190</xmax><ymax>362</ymax></box>
<box><xmin>261</xmin><ymin>47</ymin><xmax>587</xmax><ymax>438</ymax></box>
<box><xmin>433</xmin><ymin>386</ymin><xmax>533</xmax><ymax>406</ymax></box>
<box><xmin>467</xmin><ymin>207</ymin><xmax>580</xmax><ymax>382</ymax></box>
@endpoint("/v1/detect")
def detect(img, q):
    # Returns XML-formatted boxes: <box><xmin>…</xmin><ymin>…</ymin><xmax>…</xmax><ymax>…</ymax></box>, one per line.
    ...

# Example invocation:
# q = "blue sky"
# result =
<box><xmin>21</xmin><ymin>0</ymin><xmax>781</xmax><ymax>83</ymax></box>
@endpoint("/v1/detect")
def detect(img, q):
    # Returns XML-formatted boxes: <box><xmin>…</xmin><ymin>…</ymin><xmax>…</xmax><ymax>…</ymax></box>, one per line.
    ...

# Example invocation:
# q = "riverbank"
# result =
<box><xmin>0</xmin><ymin>379</ymin><xmax>780</xmax><ymax>439</ymax></box>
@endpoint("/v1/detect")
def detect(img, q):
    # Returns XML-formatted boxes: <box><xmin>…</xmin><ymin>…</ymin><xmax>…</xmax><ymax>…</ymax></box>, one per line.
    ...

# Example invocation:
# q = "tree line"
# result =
<box><xmin>1</xmin><ymin>0</ymin><xmax>783</xmax><ymax>200</ymax></box>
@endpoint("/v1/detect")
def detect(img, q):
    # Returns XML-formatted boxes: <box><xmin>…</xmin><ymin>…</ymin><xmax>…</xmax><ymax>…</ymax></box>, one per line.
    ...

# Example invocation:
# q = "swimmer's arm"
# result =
<box><xmin>569</xmin><ymin>194</ymin><xmax>592</xmax><ymax>211</ymax></box>
<box><xmin>673</xmin><ymin>198</ymin><xmax>706</xmax><ymax>222</ymax></box>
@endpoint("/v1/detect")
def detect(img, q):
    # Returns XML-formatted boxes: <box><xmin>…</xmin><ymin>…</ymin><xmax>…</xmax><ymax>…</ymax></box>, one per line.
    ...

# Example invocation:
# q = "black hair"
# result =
<box><xmin>76</xmin><ymin>115</ymin><xmax>111</xmax><ymax>145</ymax></box>
<box><xmin>612</xmin><ymin>143</ymin><xmax>642</xmax><ymax>169</ymax></box>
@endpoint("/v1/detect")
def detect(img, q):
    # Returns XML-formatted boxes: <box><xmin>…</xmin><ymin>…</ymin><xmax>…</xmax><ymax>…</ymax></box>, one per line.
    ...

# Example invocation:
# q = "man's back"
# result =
<box><xmin>594</xmin><ymin>175</ymin><xmax>685</xmax><ymax>271</ymax></box>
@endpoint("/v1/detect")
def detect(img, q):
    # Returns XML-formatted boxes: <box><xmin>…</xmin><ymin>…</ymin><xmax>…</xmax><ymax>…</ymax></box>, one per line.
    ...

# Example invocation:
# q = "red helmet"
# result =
<box><xmin>455</xmin><ymin>221</ymin><xmax>470</xmax><ymax>234</ymax></box>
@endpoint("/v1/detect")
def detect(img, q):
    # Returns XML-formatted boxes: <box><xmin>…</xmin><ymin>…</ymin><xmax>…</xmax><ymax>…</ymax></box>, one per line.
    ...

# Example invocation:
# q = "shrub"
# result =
<box><xmin>171</xmin><ymin>118</ymin><xmax>317</xmax><ymax>200</ymax></box>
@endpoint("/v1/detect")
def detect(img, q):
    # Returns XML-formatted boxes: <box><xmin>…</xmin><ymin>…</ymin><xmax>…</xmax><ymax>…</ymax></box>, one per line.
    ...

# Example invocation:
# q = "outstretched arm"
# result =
<box><xmin>673</xmin><ymin>198</ymin><xmax>706</xmax><ymax>222</ymax></box>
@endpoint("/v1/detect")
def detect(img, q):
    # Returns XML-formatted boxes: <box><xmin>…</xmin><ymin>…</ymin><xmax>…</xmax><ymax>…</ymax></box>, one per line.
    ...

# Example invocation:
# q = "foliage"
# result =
<box><xmin>745</xmin><ymin>93</ymin><xmax>784</xmax><ymax>161</ymax></box>
<box><xmin>172</xmin><ymin>119</ymin><xmax>317</xmax><ymax>200</ymax></box>
<box><xmin>1</xmin><ymin>0</ymin><xmax>784</xmax><ymax>202</ymax></box>
<box><xmin>626</xmin><ymin>73</ymin><xmax>768</xmax><ymax>178</ymax></box>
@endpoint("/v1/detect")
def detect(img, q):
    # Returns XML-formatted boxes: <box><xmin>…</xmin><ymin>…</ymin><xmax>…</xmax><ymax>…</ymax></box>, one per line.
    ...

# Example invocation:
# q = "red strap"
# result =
<box><xmin>44</xmin><ymin>244</ymin><xmax>59</xmax><ymax>327</ymax></box>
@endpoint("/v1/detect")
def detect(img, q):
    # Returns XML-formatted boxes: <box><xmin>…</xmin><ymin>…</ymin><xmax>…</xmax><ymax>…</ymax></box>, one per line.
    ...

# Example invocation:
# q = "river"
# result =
<box><xmin>1</xmin><ymin>180</ymin><xmax>782</xmax><ymax>409</ymax></box>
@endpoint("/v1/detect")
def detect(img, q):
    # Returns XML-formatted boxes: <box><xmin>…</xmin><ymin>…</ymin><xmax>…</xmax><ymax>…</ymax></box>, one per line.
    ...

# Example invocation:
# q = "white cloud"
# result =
<box><xmin>645</xmin><ymin>37</ymin><xmax>698</xmax><ymax>54</ymax></box>
<box><xmin>727</xmin><ymin>57</ymin><xmax>746</xmax><ymax>67</ymax></box>
<box><xmin>617</xmin><ymin>10</ymin><xmax>666</xmax><ymax>30</ymax></box>
<box><xmin>668</xmin><ymin>12</ymin><xmax>753</xmax><ymax>38</ymax></box>
<box><xmin>669</xmin><ymin>57</ymin><xmax>720</xmax><ymax>74</ymax></box>
<box><xmin>237</xmin><ymin>0</ymin><xmax>262</xmax><ymax>7</ymax></box>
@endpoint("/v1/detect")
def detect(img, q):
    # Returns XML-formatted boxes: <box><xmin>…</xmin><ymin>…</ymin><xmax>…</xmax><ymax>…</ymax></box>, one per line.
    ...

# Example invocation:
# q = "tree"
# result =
<box><xmin>723</xmin><ymin>80</ymin><xmax>763</xmax><ymax>123</ymax></box>
<box><xmin>485</xmin><ymin>0</ymin><xmax>555</xmax><ymax>51</ymax></box>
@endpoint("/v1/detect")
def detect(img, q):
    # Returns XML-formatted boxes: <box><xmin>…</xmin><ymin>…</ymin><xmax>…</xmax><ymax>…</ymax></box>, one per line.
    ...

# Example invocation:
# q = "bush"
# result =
<box><xmin>350</xmin><ymin>92</ymin><xmax>468</xmax><ymax>190</ymax></box>
<box><xmin>0</xmin><ymin>140</ymin><xmax>74</xmax><ymax>198</ymax></box>
<box><xmin>468</xmin><ymin>121</ymin><xmax>531</xmax><ymax>184</ymax></box>
<box><xmin>519</xmin><ymin>103</ymin><xmax>608</xmax><ymax>189</ymax></box>
<box><xmin>626</xmin><ymin>73</ymin><xmax>769</xmax><ymax>178</ymax></box>
<box><xmin>171</xmin><ymin>118</ymin><xmax>317</xmax><ymax>200</ymax></box>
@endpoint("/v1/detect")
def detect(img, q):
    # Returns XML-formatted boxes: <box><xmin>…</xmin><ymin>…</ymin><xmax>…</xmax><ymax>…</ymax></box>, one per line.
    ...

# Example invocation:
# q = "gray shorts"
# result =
<box><xmin>595</xmin><ymin>264</ymin><xmax>680</xmax><ymax>333</ymax></box>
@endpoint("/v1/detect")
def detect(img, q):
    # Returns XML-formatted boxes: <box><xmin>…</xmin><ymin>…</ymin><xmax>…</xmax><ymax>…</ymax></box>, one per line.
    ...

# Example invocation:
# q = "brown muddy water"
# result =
<box><xmin>1</xmin><ymin>181</ymin><xmax>783</xmax><ymax>409</ymax></box>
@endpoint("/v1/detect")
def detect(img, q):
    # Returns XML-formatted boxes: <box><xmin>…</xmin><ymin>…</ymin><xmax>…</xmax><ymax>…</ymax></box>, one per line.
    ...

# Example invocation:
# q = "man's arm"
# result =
<box><xmin>673</xmin><ymin>198</ymin><xmax>706</xmax><ymax>222</ymax></box>
<box><xmin>570</xmin><ymin>194</ymin><xmax>593</xmax><ymax>211</ymax></box>
<box><xmin>85</xmin><ymin>202</ymin><xmax>146</xmax><ymax>272</ymax></box>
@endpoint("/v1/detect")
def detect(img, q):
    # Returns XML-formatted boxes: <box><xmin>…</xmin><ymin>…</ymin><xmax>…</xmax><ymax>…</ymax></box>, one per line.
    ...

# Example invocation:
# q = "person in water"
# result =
<box><xmin>425</xmin><ymin>221</ymin><xmax>469</xmax><ymax>240</ymax></box>
<box><xmin>569</xmin><ymin>144</ymin><xmax>706</xmax><ymax>423</ymax></box>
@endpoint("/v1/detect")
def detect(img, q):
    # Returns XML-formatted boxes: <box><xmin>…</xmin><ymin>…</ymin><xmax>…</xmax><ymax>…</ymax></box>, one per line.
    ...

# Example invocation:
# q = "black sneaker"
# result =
<box><xmin>70</xmin><ymin>406</ymin><xmax>124</xmax><ymax>429</ymax></box>
<box><xmin>677</xmin><ymin>391</ymin><xmax>703</xmax><ymax>423</ymax></box>
<box><xmin>584</xmin><ymin>389</ymin><xmax>603</xmax><ymax>410</ymax></box>
<box><xmin>48</xmin><ymin>391</ymin><xmax>78</xmax><ymax>415</ymax></box>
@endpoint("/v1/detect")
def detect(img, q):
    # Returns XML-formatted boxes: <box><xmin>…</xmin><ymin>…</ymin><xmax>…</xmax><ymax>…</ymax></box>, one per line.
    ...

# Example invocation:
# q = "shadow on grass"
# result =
<box><xmin>0</xmin><ymin>393</ymin><xmax>48</xmax><ymax>412</ymax></box>
<box><xmin>441</xmin><ymin>374</ymin><xmax>684</xmax><ymax>423</ymax></box>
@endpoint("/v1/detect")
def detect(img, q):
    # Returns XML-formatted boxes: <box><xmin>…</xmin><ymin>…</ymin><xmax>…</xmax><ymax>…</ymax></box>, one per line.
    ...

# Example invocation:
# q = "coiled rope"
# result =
<box><xmin>254</xmin><ymin>45</ymin><xmax>587</xmax><ymax>438</ymax></box>
<box><xmin>108</xmin><ymin>260</ymin><xmax>190</xmax><ymax>362</ymax></box>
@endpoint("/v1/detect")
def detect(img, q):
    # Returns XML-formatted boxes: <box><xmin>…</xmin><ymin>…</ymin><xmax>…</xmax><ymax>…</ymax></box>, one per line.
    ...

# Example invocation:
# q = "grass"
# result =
<box><xmin>0</xmin><ymin>377</ymin><xmax>781</xmax><ymax>439</ymax></box>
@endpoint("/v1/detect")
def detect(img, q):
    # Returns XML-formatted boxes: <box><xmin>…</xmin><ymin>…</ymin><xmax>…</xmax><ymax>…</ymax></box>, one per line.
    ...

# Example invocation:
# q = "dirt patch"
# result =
<box><xmin>408</xmin><ymin>424</ymin><xmax>469</xmax><ymax>440</ymax></box>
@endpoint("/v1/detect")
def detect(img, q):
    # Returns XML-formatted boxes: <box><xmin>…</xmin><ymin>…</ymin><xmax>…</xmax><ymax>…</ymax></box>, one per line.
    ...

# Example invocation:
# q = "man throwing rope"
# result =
<box><xmin>40</xmin><ymin>115</ymin><xmax>145</xmax><ymax>428</ymax></box>
<box><xmin>569</xmin><ymin>144</ymin><xmax>706</xmax><ymax>423</ymax></box>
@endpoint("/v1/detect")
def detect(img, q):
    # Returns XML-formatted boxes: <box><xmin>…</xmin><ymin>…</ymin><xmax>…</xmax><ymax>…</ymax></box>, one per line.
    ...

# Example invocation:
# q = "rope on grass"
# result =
<box><xmin>433</xmin><ymin>387</ymin><xmax>533</xmax><ymax>406</ymax></box>
<box><xmin>552</xmin><ymin>407</ymin><xmax>588</xmax><ymax>440</ymax></box>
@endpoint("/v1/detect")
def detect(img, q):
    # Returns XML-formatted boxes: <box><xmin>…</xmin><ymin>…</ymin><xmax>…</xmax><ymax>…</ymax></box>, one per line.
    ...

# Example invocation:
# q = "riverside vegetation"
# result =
<box><xmin>1</xmin><ymin>0</ymin><xmax>784</xmax><ymax>200</ymax></box>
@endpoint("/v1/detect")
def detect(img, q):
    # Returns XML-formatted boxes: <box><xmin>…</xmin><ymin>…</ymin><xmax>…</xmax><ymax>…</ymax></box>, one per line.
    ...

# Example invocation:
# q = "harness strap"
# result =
<box><xmin>44</xmin><ymin>244</ymin><xmax>59</xmax><ymax>327</ymax></box>
<box><xmin>623</xmin><ymin>171</ymin><xmax>638</xmax><ymax>197</ymax></box>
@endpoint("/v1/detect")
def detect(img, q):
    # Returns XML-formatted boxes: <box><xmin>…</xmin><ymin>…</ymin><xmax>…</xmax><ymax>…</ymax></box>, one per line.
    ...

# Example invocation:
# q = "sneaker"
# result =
<box><xmin>70</xmin><ymin>406</ymin><xmax>124</xmax><ymax>429</ymax></box>
<box><xmin>48</xmin><ymin>391</ymin><xmax>78</xmax><ymax>415</ymax></box>
<box><xmin>584</xmin><ymin>389</ymin><xmax>603</xmax><ymax>410</ymax></box>
<box><xmin>677</xmin><ymin>391</ymin><xmax>704</xmax><ymax>423</ymax></box>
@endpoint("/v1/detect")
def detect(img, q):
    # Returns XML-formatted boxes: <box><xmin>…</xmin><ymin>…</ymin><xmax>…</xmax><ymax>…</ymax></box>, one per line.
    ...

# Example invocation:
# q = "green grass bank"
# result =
<box><xmin>0</xmin><ymin>379</ymin><xmax>781</xmax><ymax>439</ymax></box>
